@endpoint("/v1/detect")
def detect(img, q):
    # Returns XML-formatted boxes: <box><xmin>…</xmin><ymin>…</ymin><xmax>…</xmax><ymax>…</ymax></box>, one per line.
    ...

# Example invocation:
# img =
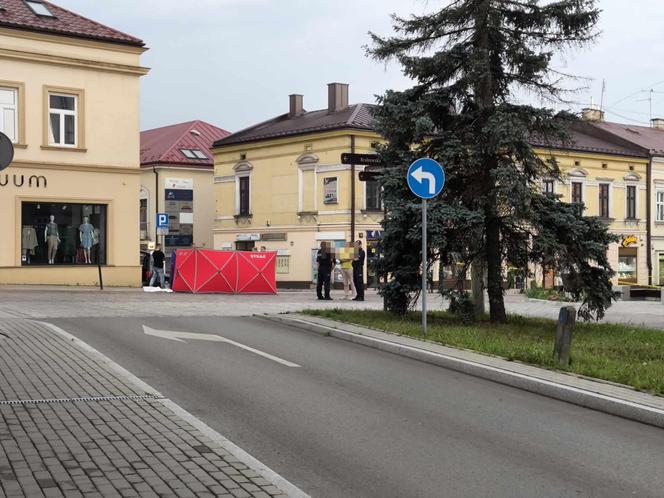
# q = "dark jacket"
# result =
<box><xmin>352</xmin><ymin>248</ymin><xmax>365</xmax><ymax>273</ymax></box>
<box><xmin>317</xmin><ymin>249</ymin><xmax>333</xmax><ymax>274</ymax></box>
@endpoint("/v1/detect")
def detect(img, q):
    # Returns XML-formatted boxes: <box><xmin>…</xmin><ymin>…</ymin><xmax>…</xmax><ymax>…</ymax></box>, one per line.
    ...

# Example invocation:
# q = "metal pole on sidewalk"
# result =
<box><xmin>422</xmin><ymin>198</ymin><xmax>427</xmax><ymax>336</ymax></box>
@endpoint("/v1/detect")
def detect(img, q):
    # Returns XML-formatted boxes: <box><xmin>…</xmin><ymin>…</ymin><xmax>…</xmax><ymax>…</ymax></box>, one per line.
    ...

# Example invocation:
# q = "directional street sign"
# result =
<box><xmin>406</xmin><ymin>158</ymin><xmax>446</xmax><ymax>337</ymax></box>
<box><xmin>407</xmin><ymin>158</ymin><xmax>445</xmax><ymax>199</ymax></box>
<box><xmin>341</xmin><ymin>153</ymin><xmax>384</xmax><ymax>167</ymax></box>
<box><xmin>156</xmin><ymin>212</ymin><xmax>169</xmax><ymax>229</ymax></box>
<box><xmin>359</xmin><ymin>171</ymin><xmax>383</xmax><ymax>182</ymax></box>
<box><xmin>0</xmin><ymin>132</ymin><xmax>14</xmax><ymax>172</ymax></box>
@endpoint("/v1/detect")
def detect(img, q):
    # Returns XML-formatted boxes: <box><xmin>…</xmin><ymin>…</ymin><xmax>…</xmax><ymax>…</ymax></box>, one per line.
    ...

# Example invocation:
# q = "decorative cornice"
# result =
<box><xmin>296</xmin><ymin>153</ymin><xmax>319</xmax><ymax>165</ymax></box>
<box><xmin>567</xmin><ymin>168</ymin><xmax>588</xmax><ymax>178</ymax></box>
<box><xmin>624</xmin><ymin>172</ymin><xmax>642</xmax><ymax>182</ymax></box>
<box><xmin>0</xmin><ymin>47</ymin><xmax>149</xmax><ymax>76</ymax></box>
<box><xmin>233</xmin><ymin>160</ymin><xmax>254</xmax><ymax>172</ymax></box>
<box><xmin>0</xmin><ymin>27</ymin><xmax>147</xmax><ymax>54</ymax></box>
<box><xmin>8</xmin><ymin>161</ymin><xmax>140</xmax><ymax>175</ymax></box>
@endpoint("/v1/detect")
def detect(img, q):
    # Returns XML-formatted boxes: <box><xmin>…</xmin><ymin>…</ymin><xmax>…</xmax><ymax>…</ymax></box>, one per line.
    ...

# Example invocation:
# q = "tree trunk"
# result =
<box><xmin>486</xmin><ymin>213</ymin><xmax>507</xmax><ymax>323</ymax></box>
<box><xmin>471</xmin><ymin>258</ymin><xmax>485</xmax><ymax>317</ymax></box>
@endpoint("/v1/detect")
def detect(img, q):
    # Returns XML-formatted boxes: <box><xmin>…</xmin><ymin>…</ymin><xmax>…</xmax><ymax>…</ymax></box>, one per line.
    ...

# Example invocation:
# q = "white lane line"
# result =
<box><xmin>142</xmin><ymin>325</ymin><xmax>301</xmax><ymax>368</ymax></box>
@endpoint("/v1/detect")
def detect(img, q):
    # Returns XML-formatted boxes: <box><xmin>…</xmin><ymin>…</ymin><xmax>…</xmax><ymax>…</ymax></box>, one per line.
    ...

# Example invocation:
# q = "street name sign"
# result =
<box><xmin>341</xmin><ymin>153</ymin><xmax>384</xmax><ymax>167</ymax></box>
<box><xmin>406</xmin><ymin>158</ymin><xmax>445</xmax><ymax>336</ymax></box>
<box><xmin>0</xmin><ymin>132</ymin><xmax>14</xmax><ymax>172</ymax></box>
<box><xmin>359</xmin><ymin>171</ymin><xmax>383</xmax><ymax>182</ymax></box>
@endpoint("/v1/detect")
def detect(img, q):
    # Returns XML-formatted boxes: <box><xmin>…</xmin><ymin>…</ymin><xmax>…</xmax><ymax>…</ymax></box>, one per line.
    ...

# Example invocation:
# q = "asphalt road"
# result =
<box><xmin>50</xmin><ymin>316</ymin><xmax>664</xmax><ymax>498</ymax></box>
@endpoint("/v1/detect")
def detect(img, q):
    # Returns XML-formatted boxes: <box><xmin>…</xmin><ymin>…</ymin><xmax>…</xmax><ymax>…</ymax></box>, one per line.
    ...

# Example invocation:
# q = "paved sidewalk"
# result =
<box><xmin>266</xmin><ymin>313</ymin><xmax>664</xmax><ymax>428</ymax></box>
<box><xmin>0</xmin><ymin>319</ymin><xmax>301</xmax><ymax>498</ymax></box>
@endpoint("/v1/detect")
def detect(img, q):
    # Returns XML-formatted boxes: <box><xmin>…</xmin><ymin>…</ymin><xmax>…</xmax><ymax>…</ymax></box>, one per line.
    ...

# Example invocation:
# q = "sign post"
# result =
<box><xmin>407</xmin><ymin>158</ymin><xmax>445</xmax><ymax>336</ymax></box>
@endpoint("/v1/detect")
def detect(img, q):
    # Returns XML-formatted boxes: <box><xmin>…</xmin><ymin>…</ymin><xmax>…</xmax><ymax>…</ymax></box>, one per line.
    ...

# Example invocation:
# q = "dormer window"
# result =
<box><xmin>180</xmin><ymin>148</ymin><xmax>208</xmax><ymax>160</ymax></box>
<box><xmin>26</xmin><ymin>1</ymin><xmax>55</xmax><ymax>17</ymax></box>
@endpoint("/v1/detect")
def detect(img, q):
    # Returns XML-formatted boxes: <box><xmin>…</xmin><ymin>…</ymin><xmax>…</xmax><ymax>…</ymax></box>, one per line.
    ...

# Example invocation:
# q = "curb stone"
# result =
<box><xmin>257</xmin><ymin>314</ymin><xmax>664</xmax><ymax>430</ymax></box>
<box><xmin>40</xmin><ymin>320</ymin><xmax>311</xmax><ymax>498</ymax></box>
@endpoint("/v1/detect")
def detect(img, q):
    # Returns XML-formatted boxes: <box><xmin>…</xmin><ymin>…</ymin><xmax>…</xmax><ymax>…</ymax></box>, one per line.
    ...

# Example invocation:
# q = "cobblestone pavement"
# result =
<box><xmin>1</xmin><ymin>286</ymin><xmax>664</xmax><ymax>329</ymax></box>
<box><xmin>0</xmin><ymin>319</ymin><xmax>298</xmax><ymax>497</ymax></box>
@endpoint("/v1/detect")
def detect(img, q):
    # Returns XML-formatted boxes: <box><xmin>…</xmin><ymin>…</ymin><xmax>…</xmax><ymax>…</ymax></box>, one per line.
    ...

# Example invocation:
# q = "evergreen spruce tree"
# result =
<box><xmin>369</xmin><ymin>0</ymin><xmax>617</xmax><ymax>322</ymax></box>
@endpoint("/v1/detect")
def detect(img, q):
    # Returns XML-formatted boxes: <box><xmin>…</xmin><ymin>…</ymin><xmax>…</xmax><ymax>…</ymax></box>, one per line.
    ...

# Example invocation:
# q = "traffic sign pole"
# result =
<box><xmin>406</xmin><ymin>158</ymin><xmax>445</xmax><ymax>337</ymax></box>
<box><xmin>422</xmin><ymin>198</ymin><xmax>427</xmax><ymax>335</ymax></box>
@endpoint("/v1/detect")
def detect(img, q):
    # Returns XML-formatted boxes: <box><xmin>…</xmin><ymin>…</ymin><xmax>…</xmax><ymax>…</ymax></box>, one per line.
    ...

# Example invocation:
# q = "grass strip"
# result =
<box><xmin>303</xmin><ymin>309</ymin><xmax>664</xmax><ymax>396</ymax></box>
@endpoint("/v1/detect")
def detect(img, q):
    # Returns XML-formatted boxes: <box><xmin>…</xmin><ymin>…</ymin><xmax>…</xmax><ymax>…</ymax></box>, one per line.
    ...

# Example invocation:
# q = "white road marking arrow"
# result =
<box><xmin>411</xmin><ymin>166</ymin><xmax>436</xmax><ymax>195</ymax></box>
<box><xmin>142</xmin><ymin>325</ymin><xmax>301</xmax><ymax>368</ymax></box>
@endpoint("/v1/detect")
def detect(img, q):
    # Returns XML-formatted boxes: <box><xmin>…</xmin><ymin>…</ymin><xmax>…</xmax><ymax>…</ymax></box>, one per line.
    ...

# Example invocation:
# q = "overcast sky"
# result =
<box><xmin>54</xmin><ymin>0</ymin><xmax>664</xmax><ymax>132</ymax></box>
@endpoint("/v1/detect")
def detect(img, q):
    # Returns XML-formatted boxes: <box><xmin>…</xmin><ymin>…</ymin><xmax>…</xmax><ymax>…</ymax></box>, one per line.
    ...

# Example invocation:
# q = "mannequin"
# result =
<box><xmin>45</xmin><ymin>215</ymin><xmax>60</xmax><ymax>264</ymax></box>
<box><xmin>78</xmin><ymin>216</ymin><xmax>95</xmax><ymax>264</ymax></box>
<box><xmin>21</xmin><ymin>225</ymin><xmax>38</xmax><ymax>264</ymax></box>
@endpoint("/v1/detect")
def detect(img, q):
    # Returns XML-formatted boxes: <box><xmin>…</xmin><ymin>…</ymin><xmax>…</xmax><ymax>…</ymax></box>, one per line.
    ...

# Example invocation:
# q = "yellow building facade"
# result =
<box><xmin>212</xmin><ymin>84</ymin><xmax>383</xmax><ymax>287</ymax></box>
<box><xmin>534</xmin><ymin>141</ymin><xmax>649</xmax><ymax>286</ymax></box>
<box><xmin>0</xmin><ymin>2</ymin><xmax>148</xmax><ymax>286</ymax></box>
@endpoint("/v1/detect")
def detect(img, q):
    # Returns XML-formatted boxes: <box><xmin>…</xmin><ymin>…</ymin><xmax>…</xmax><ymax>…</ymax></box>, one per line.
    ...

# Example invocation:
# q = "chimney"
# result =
<box><xmin>289</xmin><ymin>94</ymin><xmax>304</xmax><ymax>118</ymax></box>
<box><xmin>581</xmin><ymin>105</ymin><xmax>604</xmax><ymax>122</ymax></box>
<box><xmin>651</xmin><ymin>118</ymin><xmax>664</xmax><ymax>130</ymax></box>
<box><xmin>328</xmin><ymin>82</ymin><xmax>349</xmax><ymax>113</ymax></box>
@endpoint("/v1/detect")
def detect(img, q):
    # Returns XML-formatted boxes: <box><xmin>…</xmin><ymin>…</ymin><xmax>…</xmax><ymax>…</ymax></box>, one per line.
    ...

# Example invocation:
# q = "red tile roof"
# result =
<box><xmin>141</xmin><ymin>120</ymin><xmax>231</xmax><ymax>169</ymax></box>
<box><xmin>0</xmin><ymin>0</ymin><xmax>144</xmax><ymax>47</ymax></box>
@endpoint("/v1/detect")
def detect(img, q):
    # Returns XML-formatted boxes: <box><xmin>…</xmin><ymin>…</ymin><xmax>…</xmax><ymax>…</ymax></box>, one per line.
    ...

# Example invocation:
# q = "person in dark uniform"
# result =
<box><xmin>316</xmin><ymin>242</ymin><xmax>333</xmax><ymax>300</ymax></box>
<box><xmin>352</xmin><ymin>240</ymin><xmax>366</xmax><ymax>301</ymax></box>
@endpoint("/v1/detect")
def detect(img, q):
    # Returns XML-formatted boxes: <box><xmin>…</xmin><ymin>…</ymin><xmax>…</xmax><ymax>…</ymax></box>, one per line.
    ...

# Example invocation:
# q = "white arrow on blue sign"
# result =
<box><xmin>156</xmin><ymin>213</ymin><xmax>169</xmax><ymax>229</ymax></box>
<box><xmin>407</xmin><ymin>158</ymin><xmax>445</xmax><ymax>199</ymax></box>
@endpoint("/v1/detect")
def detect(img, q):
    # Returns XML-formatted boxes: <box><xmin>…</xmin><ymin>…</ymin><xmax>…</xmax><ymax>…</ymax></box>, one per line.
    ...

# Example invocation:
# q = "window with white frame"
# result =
<box><xmin>571</xmin><ymin>181</ymin><xmax>583</xmax><ymax>204</ymax></box>
<box><xmin>236</xmin><ymin>175</ymin><xmax>251</xmax><ymax>216</ymax></box>
<box><xmin>0</xmin><ymin>87</ymin><xmax>18</xmax><ymax>143</ymax></box>
<box><xmin>48</xmin><ymin>93</ymin><xmax>77</xmax><ymax>146</ymax></box>
<box><xmin>366</xmin><ymin>180</ymin><xmax>382</xmax><ymax>210</ymax></box>
<box><xmin>598</xmin><ymin>183</ymin><xmax>610</xmax><ymax>218</ymax></box>
<box><xmin>657</xmin><ymin>191</ymin><xmax>664</xmax><ymax>222</ymax></box>
<box><xmin>543</xmin><ymin>179</ymin><xmax>555</xmax><ymax>195</ymax></box>
<box><xmin>626</xmin><ymin>185</ymin><xmax>637</xmax><ymax>219</ymax></box>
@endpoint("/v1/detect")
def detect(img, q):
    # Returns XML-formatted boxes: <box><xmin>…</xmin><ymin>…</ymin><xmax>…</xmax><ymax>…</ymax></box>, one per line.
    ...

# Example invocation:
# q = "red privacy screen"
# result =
<box><xmin>171</xmin><ymin>249</ymin><xmax>277</xmax><ymax>295</ymax></box>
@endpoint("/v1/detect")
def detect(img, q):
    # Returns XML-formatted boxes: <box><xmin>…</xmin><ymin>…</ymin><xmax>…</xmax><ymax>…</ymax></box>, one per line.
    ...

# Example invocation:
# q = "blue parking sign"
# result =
<box><xmin>156</xmin><ymin>212</ymin><xmax>169</xmax><ymax>229</ymax></box>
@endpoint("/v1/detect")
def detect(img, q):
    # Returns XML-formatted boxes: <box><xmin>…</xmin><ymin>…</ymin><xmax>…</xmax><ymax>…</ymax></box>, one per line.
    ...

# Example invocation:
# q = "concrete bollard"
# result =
<box><xmin>661</xmin><ymin>288</ymin><xmax>664</xmax><ymax>304</ymax></box>
<box><xmin>621</xmin><ymin>285</ymin><xmax>631</xmax><ymax>301</ymax></box>
<box><xmin>553</xmin><ymin>306</ymin><xmax>576</xmax><ymax>367</ymax></box>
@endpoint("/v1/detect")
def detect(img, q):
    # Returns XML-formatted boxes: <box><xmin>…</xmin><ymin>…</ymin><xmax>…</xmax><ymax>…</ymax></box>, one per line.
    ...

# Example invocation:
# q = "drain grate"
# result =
<box><xmin>0</xmin><ymin>394</ymin><xmax>164</xmax><ymax>406</ymax></box>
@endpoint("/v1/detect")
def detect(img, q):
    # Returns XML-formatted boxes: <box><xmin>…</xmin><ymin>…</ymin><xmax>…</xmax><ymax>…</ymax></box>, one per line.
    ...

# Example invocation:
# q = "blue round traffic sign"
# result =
<box><xmin>407</xmin><ymin>158</ymin><xmax>445</xmax><ymax>199</ymax></box>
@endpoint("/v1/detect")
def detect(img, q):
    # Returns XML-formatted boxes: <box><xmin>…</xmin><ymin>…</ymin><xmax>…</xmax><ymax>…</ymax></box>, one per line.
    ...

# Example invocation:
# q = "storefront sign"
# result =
<box><xmin>236</xmin><ymin>233</ymin><xmax>260</xmax><ymax>241</ymax></box>
<box><xmin>315</xmin><ymin>231</ymin><xmax>345</xmax><ymax>241</ymax></box>
<box><xmin>324</xmin><ymin>177</ymin><xmax>338</xmax><ymax>204</ymax></box>
<box><xmin>621</xmin><ymin>235</ymin><xmax>638</xmax><ymax>247</ymax></box>
<box><xmin>0</xmin><ymin>174</ymin><xmax>47</xmax><ymax>188</ymax></box>
<box><xmin>165</xmin><ymin>178</ymin><xmax>194</xmax><ymax>190</ymax></box>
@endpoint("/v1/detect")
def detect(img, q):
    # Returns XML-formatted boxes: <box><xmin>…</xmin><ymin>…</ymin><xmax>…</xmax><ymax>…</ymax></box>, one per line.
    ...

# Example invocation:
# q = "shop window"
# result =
<box><xmin>235</xmin><ymin>241</ymin><xmax>254</xmax><ymax>251</ymax></box>
<box><xmin>0</xmin><ymin>87</ymin><xmax>18</xmax><ymax>142</ymax></box>
<box><xmin>626</xmin><ymin>185</ymin><xmax>637</xmax><ymax>219</ymax></box>
<box><xmin>618</xmin><ymin>248</ymin><xmax>637</xmax><ymax>284</ymax></box>
<box><xmin>48</xmin><ymin>93</ymin><xmax>77</xmax><ymax>146</ymax></box>
<box><xmin>598</xmin><ymin>183</ymin><xmax>609</xmax><ymax>218</ymax></box>
<box><xmin>571</xmin><ymin>181</ymin><xmax>583</xmax><ymax>204</ymax></box>
<box><xmin>21</xmin><ymin>202</ymin><xmax>107</xmax><ymax>266</ymax></box>
<box><xmin>366</xmin><ymin>179</ymin><xmax>382</xmax><ymax>210</ymax></box>
<box><xmin>657</xmin><ymin>191</ymin><xmax>664</xmax><ymax>222</ymax></box>
<box><xmin>139</xmin><ymin>198</ymin><xmax>148</xmax><ymax>239</ymax></box>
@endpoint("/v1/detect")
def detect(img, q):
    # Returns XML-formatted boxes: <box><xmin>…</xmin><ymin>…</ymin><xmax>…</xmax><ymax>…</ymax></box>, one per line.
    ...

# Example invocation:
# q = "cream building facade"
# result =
<box><xmin>212</xmin><ymin>84</ymin><xmax>383</xmax><ymax>287</ymax></box>
<box><xmin>0</xmin><ymin>0</ymin><xmax>148</xmax><ymax>286</ymax></box>
<box><xmin>140</xmin><ymin>120</ymin><xmax>229</xmax><ymax>256</ymax></box>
